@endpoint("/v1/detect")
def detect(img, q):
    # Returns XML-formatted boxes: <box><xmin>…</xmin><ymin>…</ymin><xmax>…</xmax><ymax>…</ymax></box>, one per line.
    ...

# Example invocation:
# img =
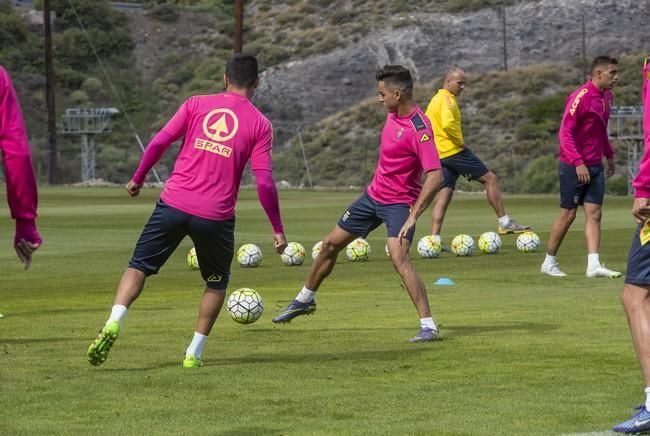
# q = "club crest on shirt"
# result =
<box><xmin>195</xmin><ymin>108</ymin><xmax>239</xmax><ymax>157</ymax></box>
<box><xmin>202</xmin><ymin>108</ymin><xmax>239</xmax><ymax>142</ymax></box>
<box><xmin>396</xmin><ymin>128</ymin><xmax>404</xmax><ymax>139</ymax></box>
<box><xmin>342</xmin><ymin>210</ymin><xmax>350</xmax><ymax>222</ymax></box>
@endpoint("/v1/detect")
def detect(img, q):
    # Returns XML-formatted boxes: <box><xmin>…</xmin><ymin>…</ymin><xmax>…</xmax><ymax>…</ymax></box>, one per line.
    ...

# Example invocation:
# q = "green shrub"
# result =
<box><xmin>606</xmin><ymin>174</ymin><xmax>629</xmax><ymax>196</ymax></box>
<box><xmin>519</xmin><ymin>154</ymin><xmax>559</xmax><ymax>193</ymax></box>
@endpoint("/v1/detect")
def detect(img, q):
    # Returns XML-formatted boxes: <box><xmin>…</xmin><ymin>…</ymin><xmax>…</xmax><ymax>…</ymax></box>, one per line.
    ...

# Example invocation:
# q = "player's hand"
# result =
<box><xmin>397</xmin><ymin>217</ymin><xmax>416</xmax><ymax>245</ymax></box>
<box><xmin>14</xmin><ymin>239</ymin><xmax>40</xmax><ymax>270</ymax></box>
<box><xmin>273</xmin><ymin>232</ymin><xmax>288</xmax><ymax>254</ymax></box>
<box><xmin>576</xmin><ymin>164</ymin><xmax>590</xmax><ymax>184</ymax></box>
<box><xmin>606</xmin><ymin>159</ymin><xmax>615</xmax><ymax>177</ymax></box>
<box><xmin>632</xmin><ymin>197</ymin><xmax>650</xmax><ymax>223</ymax></box>
<box><xmin>125</xmin><ymin>180</ymin><xmax>143</xmax><ymax>197</ymax></box>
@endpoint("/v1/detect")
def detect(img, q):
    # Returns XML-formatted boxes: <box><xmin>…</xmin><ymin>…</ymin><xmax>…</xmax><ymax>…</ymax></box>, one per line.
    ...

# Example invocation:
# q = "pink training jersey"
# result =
<box><xmin>367</xmin><ymin>106</ymin><xmax>441</xmax><ymax>205</ymax></box>
<box><xmin>558</xmin><ymin>80</ymin><xmax>615</xmax><ymax>167</ymax></box>
<box><xmin>136</xmin><ymin>92</ymin><xmax>273</xmax><ymax>221</ymax></box>
<box><xmin>633</xmin><ymin>60</ymin><xmax>650</xmax><ymax>198</ymax></box>
<box><xmin>0</xmin><ymin>65</ymin><xmax>40</xmax><ymax>243</ymax></box>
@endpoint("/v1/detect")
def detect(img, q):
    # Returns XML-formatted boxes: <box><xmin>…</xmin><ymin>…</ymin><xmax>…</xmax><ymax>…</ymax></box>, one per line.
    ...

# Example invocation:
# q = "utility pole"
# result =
<box><xmin>234</xmin><ymin>0</ymin><xmax>243</xmax><ymax>53</ymax></box>
<box><xmin>44</xmin><ymin>0</ymin><xmax>57</xmax><ymax>184</ymax></box>
<box><xmin>501</xmin><ymin>3</ymin><xmax>508</xmax><ymax>72</ymax></box>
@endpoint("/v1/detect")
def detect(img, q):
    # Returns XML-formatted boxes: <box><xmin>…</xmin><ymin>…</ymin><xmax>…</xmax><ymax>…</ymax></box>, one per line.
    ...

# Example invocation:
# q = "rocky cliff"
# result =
<box><xmin>254</xmin><ymin>0</ymin><xmax>649</xmax><ymax>145</ymax></box>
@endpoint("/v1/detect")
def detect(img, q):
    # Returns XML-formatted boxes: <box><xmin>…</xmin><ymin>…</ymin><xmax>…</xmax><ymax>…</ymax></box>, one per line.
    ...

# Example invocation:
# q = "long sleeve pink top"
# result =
<box><xmin>558</xmin><ymin>80</ymin><xmax>615</xmax><ymax>167</ymax></box>
<box><xmin>133</xmin><ymin>92</ymin><xmax>283</xmax><ymax>233</ymax></box>
<box><xmin>0</xmin><ymin>65</ymin><xmax>41</xmax><ymax>245</ymax></box>
<box><xmin>633</xmin><ymin>61</ymin><xmax>650</xmax><ymax>198</ymax></box>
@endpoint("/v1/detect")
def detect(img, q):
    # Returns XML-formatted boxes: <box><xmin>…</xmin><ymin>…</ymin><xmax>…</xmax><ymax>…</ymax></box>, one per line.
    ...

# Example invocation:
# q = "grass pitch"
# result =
<box><xmin>0</xmin><ymin>187</ymin><xmax>641</xmax><ymax>435</ymax></box>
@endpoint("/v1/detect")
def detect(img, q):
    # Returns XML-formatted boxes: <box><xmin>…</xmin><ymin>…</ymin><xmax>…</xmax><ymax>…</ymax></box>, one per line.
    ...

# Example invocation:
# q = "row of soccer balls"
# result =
<box><xmin>187</xmin><ymin>231</ymin><xmax>542</xmax><ymax>269</ymax></box>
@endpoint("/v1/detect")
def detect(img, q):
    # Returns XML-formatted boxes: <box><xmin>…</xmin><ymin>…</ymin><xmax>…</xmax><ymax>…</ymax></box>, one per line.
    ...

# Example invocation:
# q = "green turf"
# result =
<box><xmin>0</xmin><ymin>187</ymin><xmax>641</xmax><ymax>435</ymax></box>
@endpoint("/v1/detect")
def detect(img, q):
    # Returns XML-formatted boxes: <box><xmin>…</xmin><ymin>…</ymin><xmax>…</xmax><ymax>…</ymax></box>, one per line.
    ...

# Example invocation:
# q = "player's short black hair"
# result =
<box><xmin>376</xmin><ymin>65</ymin><xmax>413</xmax><ymax>93</ymax></box>
<box><xmin>225</xmin><ymin>53</ymin><xmax>259</xmax><ymax>88</ymax></box>
<box><xmin>591</xmin><ymin>56</ymin><xmax>618</xmax><ymax>73</ymax></box>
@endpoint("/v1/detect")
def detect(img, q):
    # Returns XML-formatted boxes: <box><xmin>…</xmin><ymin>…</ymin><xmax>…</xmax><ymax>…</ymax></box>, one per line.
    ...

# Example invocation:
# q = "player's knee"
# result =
<box><xmin>621</xmin><ymin>285</ymin><xmax>644</xmax><ymax>312</ymax></box>
<box><xmin>560</xmin><ymin>209</ymin><xmax>577</xmax><ymax>223</ymax></box>
<box><xmin>586</xmin><ymin>208</ymin><xmax>602</xmax><ymax>222</ymax></box>
<box><xmin>390</xmin><ymin>254</ymin><xmax>411</xmax><ymax>274</ymax></box>
<box><xmin>320</xmin><ymin>237</ymin><xmax>342</xmax><ymax>257</ymax></box>
<box><xmin>481</xmin><ymin>171</ymin><xmax>498</xmax><ymax>186</ymax></box>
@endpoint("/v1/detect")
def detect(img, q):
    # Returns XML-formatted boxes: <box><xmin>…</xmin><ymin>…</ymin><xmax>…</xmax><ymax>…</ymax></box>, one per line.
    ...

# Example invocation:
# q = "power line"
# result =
<box><xmin>64</xmin><ymin>0</ymin><xmax>162</xmax><ymax>183</ymax></box>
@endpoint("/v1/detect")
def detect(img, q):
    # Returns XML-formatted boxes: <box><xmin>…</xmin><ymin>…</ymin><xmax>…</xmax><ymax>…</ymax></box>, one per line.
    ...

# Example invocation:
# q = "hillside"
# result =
<box><xmin>1</xmin><ymin>0</ymin><xmax>648</xmax><ymax>189</ymax></box>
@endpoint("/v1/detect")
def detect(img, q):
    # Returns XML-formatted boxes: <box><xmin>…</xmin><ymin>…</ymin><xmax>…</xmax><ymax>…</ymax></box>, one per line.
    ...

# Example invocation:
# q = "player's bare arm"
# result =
<box><xmin>397</xmin><ymin>170</ymin><xmax>443</xmax><ymax>242</ymax></box>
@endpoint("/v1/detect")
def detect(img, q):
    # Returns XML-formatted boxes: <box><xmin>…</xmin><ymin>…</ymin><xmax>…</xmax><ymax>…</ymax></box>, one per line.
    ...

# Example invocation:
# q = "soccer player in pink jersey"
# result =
<box><xmin>273</xmin><ymin>65</ymin><xmax>445</xmax><ymax>342</ymax></box>
<box><xmin>0</xmin><ymin>65</ymin><xmax>42</xmax><ymax>270</ymax></box>
<box><xmin>540</xmin><ymin>56</ymin><xmax>622</xmax><ymax>278</ymax></box>
<box><xmin>613</xmin><ymin>57</ymin><xmax>650</xmax><ymax>434</ymax></box>
<box><xmin>87</xmin><ymin>54</ymin><xmax>288</xmax><ymax>368</ymax></box>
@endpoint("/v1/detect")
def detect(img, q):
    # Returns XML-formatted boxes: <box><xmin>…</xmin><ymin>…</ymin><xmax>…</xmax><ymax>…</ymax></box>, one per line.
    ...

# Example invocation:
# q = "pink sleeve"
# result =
<box><xmin>634</xmin><ymin>63</ymin><xmax>650</xmax><ymax>198</ymax></box>
<box><xmin>414</xmin><ymin>124</ymin><xmax>441</xmax><ymax>172</ymax></box>
<box><xmin>604</xmin><ymin>93</ymin><xmax>615</xmax><ymax>160</ymax></box>
<box><xmin>0</xmin><ymin>67</ymin><xmax>41</xmax><ymax>245</ymax></box>
<box><xmin>253</xmin><ymin>168</ymin><xmax>283</xmax><ymax>233</ymax></box>
<box><xmin>132</xmin><ymin>101</ymin><xmax>189</xmax><ymax>184</ymax></box>
<box><xmin>559</xmin><ymin>95</ymin><xmax>585</xmax><ymax>167</ymax></box>
<box><xmin>250</xmin><ymin>121</ymin><xmax>273</xmax><ymax>171</ymax></box>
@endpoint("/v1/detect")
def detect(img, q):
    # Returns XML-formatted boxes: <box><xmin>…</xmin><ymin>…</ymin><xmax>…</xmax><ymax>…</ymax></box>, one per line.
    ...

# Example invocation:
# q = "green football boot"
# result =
<box><xmin>87</xmin><ymin>321</ymin><xmax>120</xmax><ymax>366</ymax></box>
<box><xmin>183</xmin><ymin>355</ymin><xmax>203</xmax><ymax>368</ymax></box>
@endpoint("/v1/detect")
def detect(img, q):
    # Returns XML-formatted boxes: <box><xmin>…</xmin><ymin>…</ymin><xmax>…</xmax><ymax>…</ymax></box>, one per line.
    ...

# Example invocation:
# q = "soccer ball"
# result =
<box><xmin>187</xmin><ymin>246</ymin><xmax>200</xmax><ymax>270</ymax></box>
<box><xmin>281</xmin><ymin>242</ymin><xmax>306</xmax><ymax>266</ymax></box>
<box><xmin>237</xmin><ymin>243</ymin><xmax>263</xmax><ymax>267</ymax></box>
<box><xmin>311</xmin><ymin>241</ymin><xmax>322</xmax><ymax>260</ymax></box>
<box><xmin>478</xmin><ymin>231</ymin><xmax>502</xmax><ymax>254</ymax></box>
<box><xmin>450</xmin><ymin>234</ymin><xmax>475</xmax><ymax>257</ymax></box>
<box><xmin>516</xmin><ymin>231</ymin><xmax>541</xmax><ymax>253</ymax></box>
<box><xmin>417</xmin><ymin>235</ymin><xmax>442</xmax><ymax>258</ymax></box>
<box><xmin>226</xmin><ymin>288</ymin><xmax>264</xmax><ymax>324</ymax></box>
<box><xmin>346</xmin><ymin>238</ymin><xmax>370</xmax><ymax>262</ymax></box>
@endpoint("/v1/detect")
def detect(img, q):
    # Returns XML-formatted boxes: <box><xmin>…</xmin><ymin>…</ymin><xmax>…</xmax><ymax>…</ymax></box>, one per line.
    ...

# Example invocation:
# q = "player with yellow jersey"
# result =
<box><xmin>425</xmin><ymin>66</ymin><xmax>529</xmax><ymax>243</ymax></box>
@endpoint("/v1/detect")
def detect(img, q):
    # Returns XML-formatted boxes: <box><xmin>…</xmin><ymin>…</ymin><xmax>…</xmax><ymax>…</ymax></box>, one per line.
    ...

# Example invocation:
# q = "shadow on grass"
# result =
<box><xmin>97</xmin><ymin>347</ymin><xmax>435</xmax><ymax>371</ymax></box>
<box><xmin>218</xmin><ymin>428</ymin><xmax>283</xmax><ymax>436</ymax></box>
<box><xmin>10</xmin><ymin>306</ymin><xmax>175</xmax><ymax>316</ymax></box>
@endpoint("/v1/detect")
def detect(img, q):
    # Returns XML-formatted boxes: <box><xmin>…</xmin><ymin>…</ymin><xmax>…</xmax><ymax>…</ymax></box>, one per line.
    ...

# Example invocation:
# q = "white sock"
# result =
<box><xmin>186</xmin><ymin>332</ymin><xmax>208</xmax><ymax>359</ymax></box>
<box><xmin>644</xmin><ymin>387</ymin><xmax>650</xmax><ymax>410</ymax></box>
<box><xmin>543</xmin><ymin>254</ymin><xmax>557</xmax><ymax>265</ymax></box>
<box><xmin>420</xmin><ymin>317</ymin><xmax>438</xmax><ymax>331</ymax></box>
<box><xmin>498</xmin><ymin>215</ymin><xmax>511</xmax><ymax>227</ymax></box>
<box><xmin>587</xmin><ymin>253</ymin><xmax>601</xmax><ymax>270</ymax></box>
<box><xmin>431</xmin><ymin>235</ymin><xmax>441</xmax><ymax>244</ymax></box>
<box><xmin>107</xmin><ymin>305</ymin><xmax>127</xmax><ymax>325</ymax></box>
<box><xmin>295</xmin><ymin>286</ymin><xmax>315</xmax><ymax>303</ymax></box>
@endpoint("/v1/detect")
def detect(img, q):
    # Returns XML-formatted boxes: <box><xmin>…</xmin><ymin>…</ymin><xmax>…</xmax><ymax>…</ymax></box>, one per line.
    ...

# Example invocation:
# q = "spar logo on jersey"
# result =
<box><xmin>194</xmin><ymin>108</ymin><xmax>239</xmax><ymax>157</ymax></box>
<box><xmin>569</xmin><ymin>88</ymin><xmax>589</xmax><ymax>116</ymax></box>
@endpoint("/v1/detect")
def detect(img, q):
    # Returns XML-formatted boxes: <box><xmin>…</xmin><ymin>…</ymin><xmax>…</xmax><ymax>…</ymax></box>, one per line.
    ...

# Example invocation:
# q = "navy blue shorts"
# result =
<box><xmin>129</xmin><ymin>200</ymin><xmax>234</xmax><ymax>290</ymax></box>
<box><xmin>625</xmin><ymin>222</ymin><xmax>650</xmax><ymax>285</ymax></box>
<box><xmin>337</xmin><ymin>191</ymin><xmax>415</xmax><ymax>242</ymax></box>
<box><xmin>559</xmin><ymin>162</ymin><xmax>605</xmax><ymax>209</ymax></box>
<box><xmin>440</xmin><ymin>148</ymin><xmax>490</xmax><ymax>189</ymax></box>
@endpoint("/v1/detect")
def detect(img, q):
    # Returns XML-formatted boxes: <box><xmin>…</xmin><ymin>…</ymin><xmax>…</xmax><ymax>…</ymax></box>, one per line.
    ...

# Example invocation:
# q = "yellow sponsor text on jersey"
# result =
<box><xmin>569</xmin><ymin>88</ymin><xmax>589</xmax><ymax>116</ymax></box>
<box><xmin>194</xmin><ymin>138</ymin><xmax>233</xmax><ymax>158</ymax></box>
